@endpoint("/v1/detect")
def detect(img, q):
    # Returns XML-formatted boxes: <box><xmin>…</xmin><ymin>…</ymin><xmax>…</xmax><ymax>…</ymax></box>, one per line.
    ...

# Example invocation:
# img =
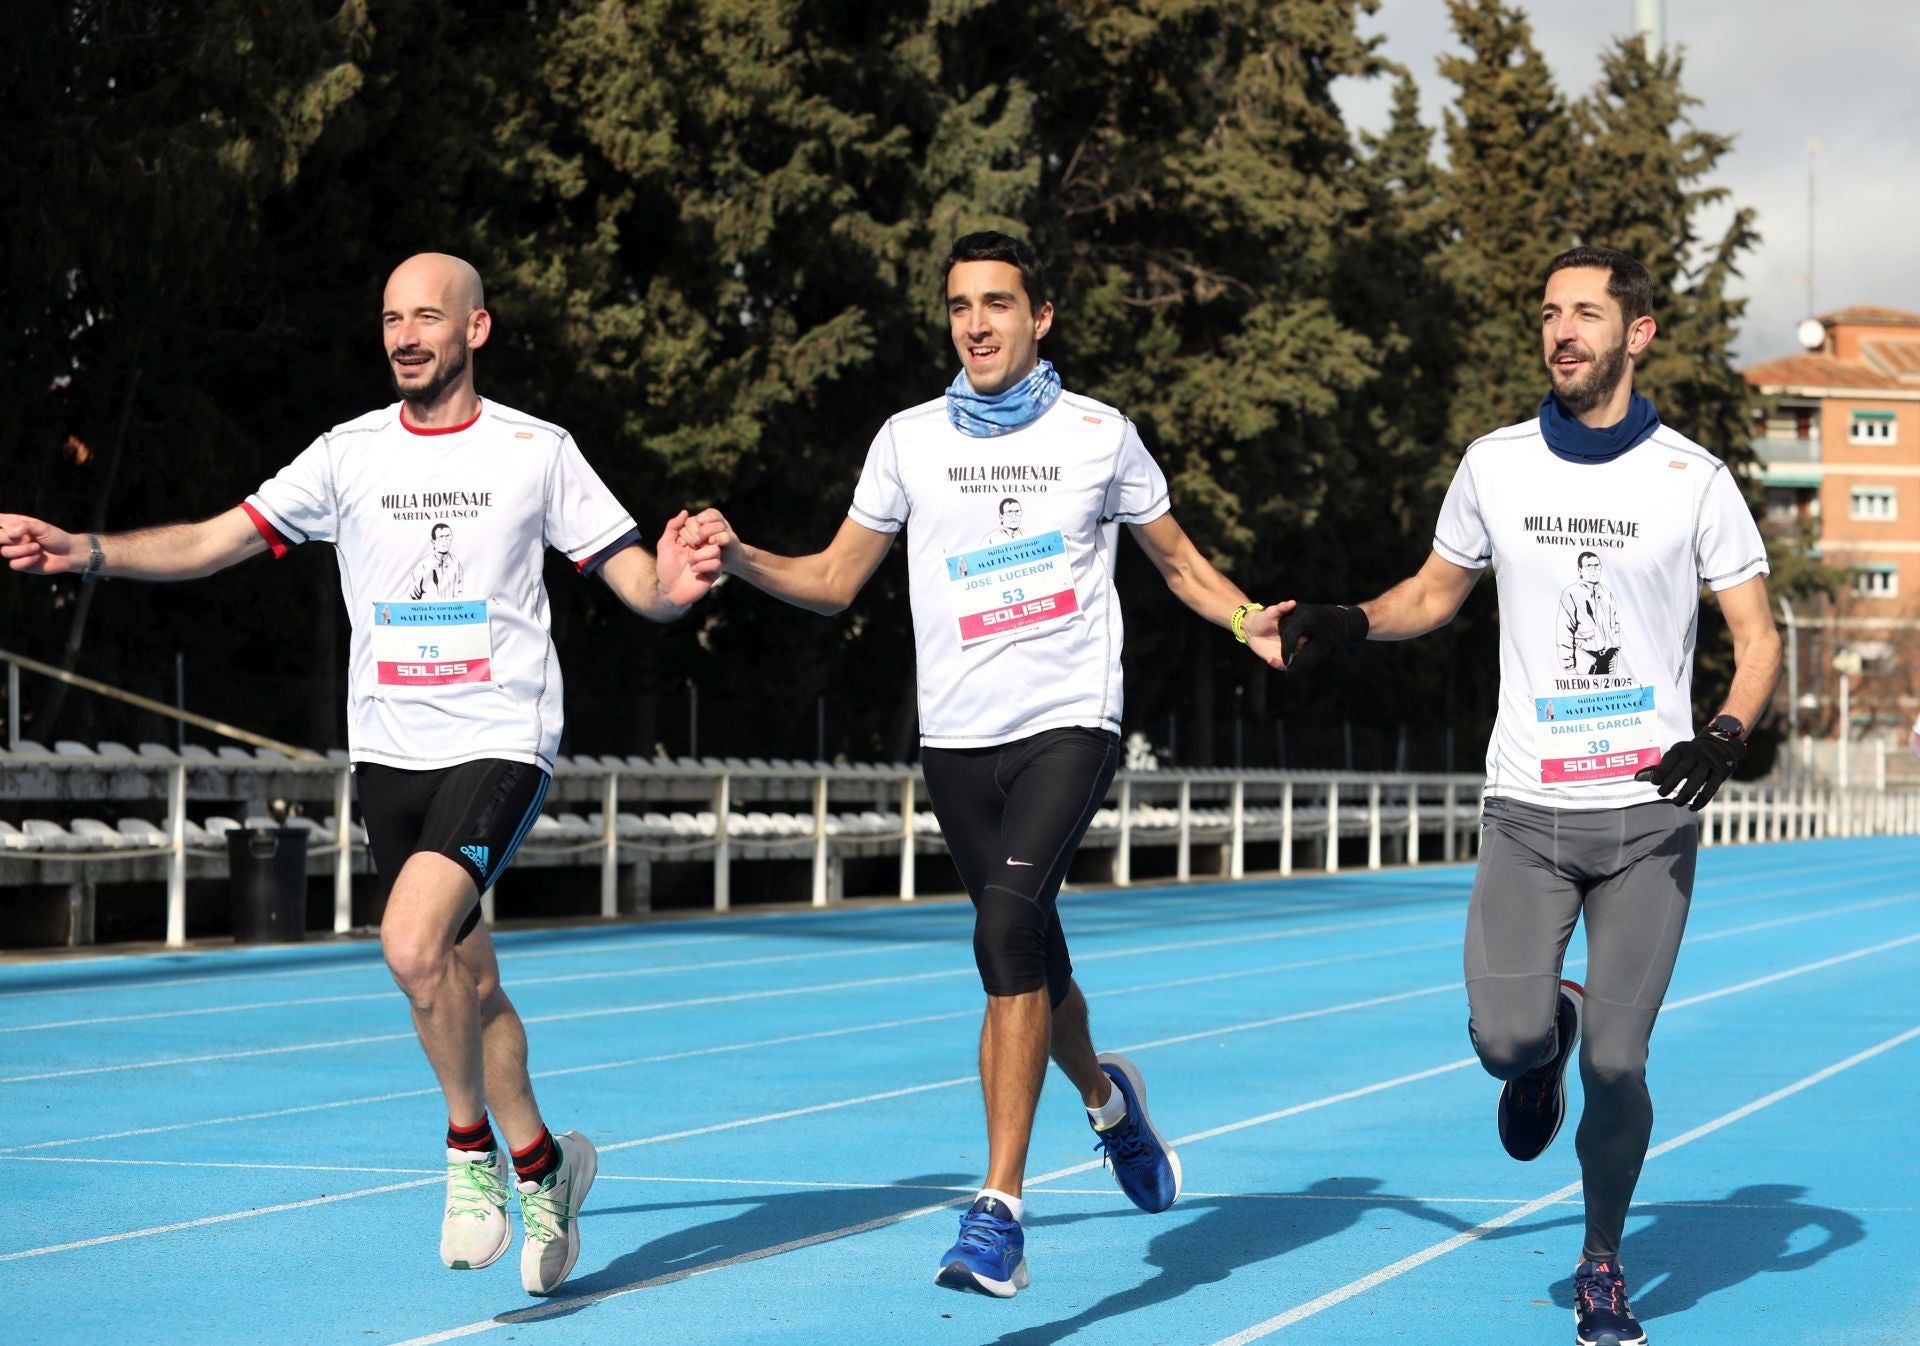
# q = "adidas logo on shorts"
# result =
<box><xmin>460</xmin><ymin>844</ymin><xmax>491</xmax><ymax>872</ymax></box>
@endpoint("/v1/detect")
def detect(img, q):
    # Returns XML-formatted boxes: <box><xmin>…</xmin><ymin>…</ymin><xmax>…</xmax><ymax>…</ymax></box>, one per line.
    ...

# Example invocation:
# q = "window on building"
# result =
<box><xmin>1852</xmin><ymin>565</ymin><xmax>1899</xmax><ymax>598</ymax></box>
<box><xmin>1849</xmin><ymin>411</ymin><xmax>1897</xmax><ymax>444</ymax></box>
<box><xmin>1850</xmin><ymin>486</ymin><xmax>1898</xmax><ymax>520</ymax></box>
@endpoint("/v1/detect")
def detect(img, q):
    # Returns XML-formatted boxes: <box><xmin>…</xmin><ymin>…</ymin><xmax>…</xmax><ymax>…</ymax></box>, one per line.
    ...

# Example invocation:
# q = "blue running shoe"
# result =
<box><xmin>934</xmin><ymin>1195</ymin><xmax>1029</xmax><ymax>1298</ymax></box>
<box><xmin>1090</xmin><ymin>1052</ymin><xmax>1182</xmax><ymax>1213</ymax></box>
<box><xmin>1573</xmin><ymin>1259</ymin><xmax>1648</xmax><ymax>1345</ymax></box>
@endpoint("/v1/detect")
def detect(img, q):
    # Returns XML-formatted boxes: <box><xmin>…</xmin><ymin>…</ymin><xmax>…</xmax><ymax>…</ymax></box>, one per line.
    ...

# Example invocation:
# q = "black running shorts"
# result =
<box><xmin>356</xmin><ymin>758</ymin><xmax>551</xmax><ymax>941</ymax></box>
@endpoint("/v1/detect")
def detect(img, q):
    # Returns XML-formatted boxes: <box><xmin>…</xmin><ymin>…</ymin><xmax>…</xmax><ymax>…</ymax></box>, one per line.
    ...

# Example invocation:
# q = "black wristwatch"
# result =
<box><xmin>1705</xmin><ymin>714</ymin><xmax>1745</xmax><ymax>743</ymax></box>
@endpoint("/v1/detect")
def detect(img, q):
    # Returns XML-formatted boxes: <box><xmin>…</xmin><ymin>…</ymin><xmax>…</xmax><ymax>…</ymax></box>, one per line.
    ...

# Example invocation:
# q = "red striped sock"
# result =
<box><xmin>511</xmin><ymin>1127</ymin><xmax>559</xmax><ymax>1186</ymax></box>
<box><xmin>446</xmin><ymin>1115</ymin><xmax>496</xmax><ymax>1154</ymax></box>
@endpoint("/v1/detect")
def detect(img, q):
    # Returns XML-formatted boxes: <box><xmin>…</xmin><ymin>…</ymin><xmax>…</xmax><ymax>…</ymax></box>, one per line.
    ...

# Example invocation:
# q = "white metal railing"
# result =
<box><xmin>4</xmin><ymin>747</ymin><xmax>1918</xmax><ymax>948</ymax></box>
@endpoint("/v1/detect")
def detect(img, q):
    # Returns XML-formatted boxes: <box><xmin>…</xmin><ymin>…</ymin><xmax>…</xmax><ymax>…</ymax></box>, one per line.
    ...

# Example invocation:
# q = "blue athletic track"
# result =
<box><xmin>3</xmin><ymin>836</ymin><xmax>1916</xmax><ymax>1345</ymax></box>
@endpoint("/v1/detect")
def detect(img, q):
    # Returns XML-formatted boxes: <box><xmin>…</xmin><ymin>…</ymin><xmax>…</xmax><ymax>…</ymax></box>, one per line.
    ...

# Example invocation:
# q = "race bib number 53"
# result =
<box><xmin>1534</xmin><ymin>685</ymin><xmax>1660</xmax><ymax>783</ymax></box>
<box><xmin>372</xmin><ymin>600</ymin><xmax>493</xmax><ymax>686</ymax></box>
<box><xmin>944</xmin><ymin>530</ymin><xmax>1079</xmax><ymax>647</ymax></box>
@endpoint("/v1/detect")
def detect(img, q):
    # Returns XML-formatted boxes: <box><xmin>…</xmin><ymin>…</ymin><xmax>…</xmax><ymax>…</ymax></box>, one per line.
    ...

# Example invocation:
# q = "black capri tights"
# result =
<box><xmin>920</xmin><ymin>727</ymin><xmax>1120</xmax><ymax>1007</ymax></box>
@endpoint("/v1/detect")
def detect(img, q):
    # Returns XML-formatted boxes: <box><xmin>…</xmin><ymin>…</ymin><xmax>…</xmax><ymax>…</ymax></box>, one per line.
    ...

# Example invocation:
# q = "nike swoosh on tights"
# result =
<box><xmin>1006</xmin><ymin>858</ymin><xmax>1034</xmax><ymax>867</ymax></box>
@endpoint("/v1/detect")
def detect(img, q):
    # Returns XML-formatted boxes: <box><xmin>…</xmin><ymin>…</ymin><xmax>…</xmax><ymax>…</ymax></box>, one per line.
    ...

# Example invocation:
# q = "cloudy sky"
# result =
<box><xmin>1330</xmin><ymin>1</ymin><xmax>1920</xmax><ymax>365</ymax></box>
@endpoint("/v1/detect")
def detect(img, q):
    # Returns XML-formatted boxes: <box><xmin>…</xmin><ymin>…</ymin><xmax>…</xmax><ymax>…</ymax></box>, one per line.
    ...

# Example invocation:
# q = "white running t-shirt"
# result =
<box><xmin>1433</xmin><ymin>418</ymin><xmax>1768</xmax><ymax>810</ymax></box>
<box><xmin>849</xmin><ymin>390</ymin><xmax>1170</xmax><ymax>748</ymax></box>
<box><xmin>244</xmin><ymin>401</ymin><xmax>639</xmax><ymax>772</ymax></box>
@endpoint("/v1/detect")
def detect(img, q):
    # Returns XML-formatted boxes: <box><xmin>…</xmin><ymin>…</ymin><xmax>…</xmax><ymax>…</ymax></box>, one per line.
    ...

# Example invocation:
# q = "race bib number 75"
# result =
<box><xmin>372</xmin><ymin>600</ymin><xmax>493</xmax><ymax>686</ymax></box>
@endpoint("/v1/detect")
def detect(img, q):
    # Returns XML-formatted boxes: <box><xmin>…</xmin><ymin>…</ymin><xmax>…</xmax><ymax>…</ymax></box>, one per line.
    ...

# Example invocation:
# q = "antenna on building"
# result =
<box><xmin>1806</xmin><ymin>138</ymin><xmax>1820</xmax><ymax>325</ymax></box>
<box><xmin>1632</xmin><ymin>0</ymin><xmax>1665</xmax><ymax>50</ymax></box>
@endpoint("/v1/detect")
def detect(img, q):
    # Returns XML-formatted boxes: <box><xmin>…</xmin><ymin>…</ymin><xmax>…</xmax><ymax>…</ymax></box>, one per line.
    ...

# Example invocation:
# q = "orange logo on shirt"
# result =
<box><xmin>515</xmin><ymin>431</ymin><xmax>534</xmax><ymax>440</ymax></box>
<box><xmin>1668</xmin><ymin>460</ymin><xmax>1687</xmax><ymax>470</ymax></box>
<box><xmin>1083</xmin><ymin>416</ymin><xmax>1102</xmax><ymax>424</ymax></box>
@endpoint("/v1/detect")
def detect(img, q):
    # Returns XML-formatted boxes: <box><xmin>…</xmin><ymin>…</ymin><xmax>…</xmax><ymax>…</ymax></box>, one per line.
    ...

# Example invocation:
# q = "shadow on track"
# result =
<box><xmin>1546</xmin><ymin>1184</ymin><xmax>1866</xmax><ymax>1322</ymax></box>
<box><xmin>989</xmin><ymin>1177</ymin><xmax>1479</xmax><ymax>1346</ymax></box>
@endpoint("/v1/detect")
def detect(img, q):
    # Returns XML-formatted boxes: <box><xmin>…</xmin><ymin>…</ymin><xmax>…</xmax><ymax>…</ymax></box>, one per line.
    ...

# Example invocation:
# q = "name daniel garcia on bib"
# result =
<box><xmin>1522</xmin><ymin>515</ymin><xmax>1639</xmax><ymax>549</ymax></box>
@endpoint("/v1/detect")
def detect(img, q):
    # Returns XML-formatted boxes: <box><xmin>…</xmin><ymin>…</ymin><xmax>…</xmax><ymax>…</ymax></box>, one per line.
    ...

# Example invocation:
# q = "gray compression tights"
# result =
<box><xmin>1464</xmin><ymin>796</ymin><xmax>1698</xmax><ymax>1261</ymax></box>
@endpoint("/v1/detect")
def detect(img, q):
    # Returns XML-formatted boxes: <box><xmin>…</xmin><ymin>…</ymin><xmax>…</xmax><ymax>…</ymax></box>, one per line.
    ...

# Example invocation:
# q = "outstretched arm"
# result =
<box><xmin>1126</xmin><ymin>513</ymin><xmax>1289</xmax><ymax>669</ymax></box>
<box><xmin>1248</xmin><ymin>548</ymin><xmax>1481</xmax><ymax>675</ymax></box>
<box><xmin>1355</xmin><ymin>550</ymin><xmax>1482</xmax><ymax>640</ymax></box>
<box><xmin>687</xmin><ymin>509</ymin><xmax>894</xmax><ymax>616</ymax></box>
<box><xmin>596</xmin><ymin>510</ymin><xmax>724</xmax><ymax>621</ymax></box>
<box><xmin>1</xmin><ymin>507</ymin><xmax>268</xmax><ymax>581</ymax></box>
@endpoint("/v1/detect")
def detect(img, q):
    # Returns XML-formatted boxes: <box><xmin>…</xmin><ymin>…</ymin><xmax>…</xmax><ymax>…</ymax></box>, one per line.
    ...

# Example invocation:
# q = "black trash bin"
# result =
<box><xmin>227</xmin><ymin>827</ymin><xmax>309</xmax><ymax>943</ymax></box>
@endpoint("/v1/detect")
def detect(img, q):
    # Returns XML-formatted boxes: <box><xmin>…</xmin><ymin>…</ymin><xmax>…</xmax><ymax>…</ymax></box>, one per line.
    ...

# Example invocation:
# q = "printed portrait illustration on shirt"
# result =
<box><xmin>1556</xmin><ymin>550</ymin><xmax>1627</xmax><ymax>677</ymax></box>
<box><xmin>980</xmin><ymin>496</ymin><xmax>1025</xmax><ymax>546</ymax></box>
<box><xmin>406</xmin><ymin>522</ymin><xmax>466</xmax><ymax>600</ymax></box>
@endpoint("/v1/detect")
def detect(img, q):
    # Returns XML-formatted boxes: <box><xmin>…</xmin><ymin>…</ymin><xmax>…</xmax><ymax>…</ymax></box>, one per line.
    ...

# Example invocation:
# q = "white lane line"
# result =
<box><xmin>0</xmin><ymin>1177</ymin><xmax>439</xmax><ymax>1262</ymax></box>
<box><xmin>7</xmin><ymin>930</ymin><xmax>1912</xmax><ymax>1270</ymax></box>
<box><xmin>15</xmin><ymin>885</ymin><xmax>1911</xmax><ymax>1040</ymax></box>
<box><xmin>1665</xmin><ymin>931</ymin><xmax>1920</xmax><ymax>1008</ymax></box>
<box><xmin>386</xmin><ymin>1011</ymin><xmax>1920</xmax><ymax>1346</ymax></box>
<box><xmin>0</xmin><ymin>932</ymin><xmax>744</xmax><ymax>1001</ymax></box>
<box><xmin>5</xmin><ymin>1156</ymin><xmax>1906</xmax><ymax>1218</ymax></box>
<box><xmin>0</xmin><ymin>1156</ymin><xmax>438</xmax><ymax>1175</ymax></box>
<box><xmin>1204</xmin><ymin>1021</ymin><xmax>1920</xmax><ymax>1345</ymax></box>
<box><xmin>0</xmin><ymin>940</ymin><xmax>951</xmax><ymax>1035</ymax></box>
<box><xmin>0</xmin><ymin>941</ymin><xmax>1459</xmax><ymax>1154</ymax></box>
<box><xmin>0</xmin><ymin>848</ymin><xmax>1885</xmax><ymax>1010</ymax></box>
<box><xmin>0</xmin><ymin>912</ymin><xmax>1472</xmax><ymax>1082</ymax></box>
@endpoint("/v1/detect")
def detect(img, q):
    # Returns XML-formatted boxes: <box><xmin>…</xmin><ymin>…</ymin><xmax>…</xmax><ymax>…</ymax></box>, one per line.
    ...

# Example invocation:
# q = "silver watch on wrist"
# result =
<box><xmin>83</xmin><ymin>533</ymin><xmax>104</xmax><ymax>582</ymax></box>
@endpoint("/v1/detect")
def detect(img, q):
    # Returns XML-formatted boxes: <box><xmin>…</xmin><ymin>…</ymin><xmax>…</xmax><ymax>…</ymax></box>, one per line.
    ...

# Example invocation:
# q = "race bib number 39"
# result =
<box><xmin>1534</xmin><ymin>685</ymin><xmax>1660</xmax><ymax>783</ymax></box>
<box><xmin>945</xmin><ymin>530</ymin><xmax>1080</xmax><ymax>646</ymax></box>
<box><xmin>372</xmin><ymin>600</ymin><xmax>493</xmax><ymax>686</ymax></box>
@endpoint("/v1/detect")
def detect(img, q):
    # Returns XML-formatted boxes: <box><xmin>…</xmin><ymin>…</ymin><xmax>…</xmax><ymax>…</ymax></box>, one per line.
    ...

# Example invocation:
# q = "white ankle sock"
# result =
<box><xmin>977</xmin><ymin>1188</ymin><xmax>1024</xmax><ymax>1222</ymax></box>
<box><xmin>1087</xmin><ymin>1081</ymin><xmax>1127</xmax><ymax>1130</ymax></box>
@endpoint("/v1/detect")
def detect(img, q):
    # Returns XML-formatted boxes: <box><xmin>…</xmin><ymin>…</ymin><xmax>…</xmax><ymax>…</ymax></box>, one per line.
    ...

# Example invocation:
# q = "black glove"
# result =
<box><xmin>1278</xmin><ymin>604</ymin><xmax>1369</xmax><ymax>677</ymax></box>
<box><xmin>1635</xmin><ymin>718</ymin><xmax>1744</xmax><ymax>810</ymax></box>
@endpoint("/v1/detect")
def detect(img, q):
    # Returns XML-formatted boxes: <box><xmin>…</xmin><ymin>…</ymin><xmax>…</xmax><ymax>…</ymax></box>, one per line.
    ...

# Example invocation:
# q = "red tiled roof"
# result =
<box><xmin>1862</xmin><ymin>340</ymin><xmax>1920</xmax><ymax>380</ymax></box>
<box><xmin>1816</xmin><ymin>304</ymin><xmax>1920</xmax><ymax>327</ymax></box>
<box><xmin>1742</xmin><ymin>353</ymin><xmax>1903</xmax><ymax>390</ymax></box>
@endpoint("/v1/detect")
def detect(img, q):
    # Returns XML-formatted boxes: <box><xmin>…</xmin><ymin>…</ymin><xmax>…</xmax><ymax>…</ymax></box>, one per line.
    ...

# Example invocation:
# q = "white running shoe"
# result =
<box><xmin>440</xmin><ymin>1147</ymin><xmax>511</xmax><ymax>1270</ymax></box>
<box><xmin>517</xmin><ymin>1131</ymin><xmax>597</xmax><ymax>1296</ymax></box>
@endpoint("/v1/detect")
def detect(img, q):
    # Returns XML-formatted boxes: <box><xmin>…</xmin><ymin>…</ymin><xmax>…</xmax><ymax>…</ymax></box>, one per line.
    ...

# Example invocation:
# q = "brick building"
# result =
<box><xmin>1745</xmin><ymin>306</ymin><xmax>1920</xmax><ymax>757</ymax></box>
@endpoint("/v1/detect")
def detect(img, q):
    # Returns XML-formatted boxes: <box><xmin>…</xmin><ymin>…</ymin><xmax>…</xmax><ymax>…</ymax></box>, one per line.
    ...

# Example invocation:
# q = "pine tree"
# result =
<box><xmin>1436</xmin><ymin>0</ymin><xmax>1578</xmax><ymax>449</ymax></box>
<box><xmin>1571</xmin><ymin>35</ymin><xmax>1756</xmax><ymax>470</ymax></box>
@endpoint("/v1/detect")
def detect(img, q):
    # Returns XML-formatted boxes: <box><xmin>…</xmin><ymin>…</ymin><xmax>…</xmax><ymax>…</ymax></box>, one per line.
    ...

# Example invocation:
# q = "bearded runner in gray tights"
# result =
<box><xmin>1254</xmin><ymin>246</ymin><xmax>1781</xmax><ymax>1346</ymax></box>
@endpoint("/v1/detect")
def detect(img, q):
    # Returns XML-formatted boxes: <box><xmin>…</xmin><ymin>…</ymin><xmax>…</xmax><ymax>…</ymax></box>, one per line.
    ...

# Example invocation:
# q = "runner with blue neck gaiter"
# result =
<box><xmin>683</xmin><ymin>230</ymin><xmax>1289</xmax><ymax>1301</ymax></box>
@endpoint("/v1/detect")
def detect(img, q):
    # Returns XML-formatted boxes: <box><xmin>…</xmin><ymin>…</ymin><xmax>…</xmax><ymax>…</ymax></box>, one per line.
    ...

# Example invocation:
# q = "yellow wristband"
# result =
<box><xmin>1230</xmin><ymin>601</ymin><xmax>1264</xmax><ymax>644</ymax></box>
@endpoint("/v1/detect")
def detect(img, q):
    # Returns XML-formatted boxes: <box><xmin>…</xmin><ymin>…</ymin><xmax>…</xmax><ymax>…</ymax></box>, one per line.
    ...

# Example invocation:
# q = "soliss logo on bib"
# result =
<box><xmin>1533</xmin><ymin>685</ymin><xmax>1660</xmax><ymax>783</ymax></box>
<box><xmin>372</xmin><ymin>600</ymin><xmax>493</xmax><ymax>685</ymax></box>
<box><xmin>944</xmin><ymin>529</ymin><xmax>1079</xmax><ymax>647</ymax></box>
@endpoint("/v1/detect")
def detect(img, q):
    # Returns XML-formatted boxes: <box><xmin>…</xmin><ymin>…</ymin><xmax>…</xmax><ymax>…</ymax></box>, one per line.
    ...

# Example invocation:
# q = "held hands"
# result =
<box><xmin>1236</xmin><ymin>600</ymin><xmax>1294</xmax><ymax>670</ymax></box>
<box><xmin>679</xmin><ymin>507</ymin><xmax>738</xmax><ymax>562</ymax></box>
<box><xmin>1276</xmin><ymin>603</ymin><xmax>1370</xmax><ymax>677</ymax></box>
<box><xmin>1634</xmin><ymin>725</ymin><xmax>1744</xmax><ymax>811</ymax></box>
<box><xmin>0</xmin><ymin>514</ymin><xmax>78</xmax><ymax>575</ymax></box>
<box><xmin>654</xmin><ymin>509</ymin><xmax>723</xmax><ymax>610</ymax></box>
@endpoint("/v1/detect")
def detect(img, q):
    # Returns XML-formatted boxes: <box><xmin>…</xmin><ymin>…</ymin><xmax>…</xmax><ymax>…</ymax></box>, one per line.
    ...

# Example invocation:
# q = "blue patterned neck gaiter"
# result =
<box><xmin>945</xmin><ymin>360</ymin><xmax>1062</xmax><ymax>438</ymax></box>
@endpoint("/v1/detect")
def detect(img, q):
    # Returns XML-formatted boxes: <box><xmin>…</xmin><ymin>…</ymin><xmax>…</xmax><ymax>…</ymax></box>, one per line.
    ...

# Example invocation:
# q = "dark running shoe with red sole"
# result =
<box><xmin>1498</xmin><ymin>979</ymin><xmax>1583</xmax><ymax>1161</ymax></box>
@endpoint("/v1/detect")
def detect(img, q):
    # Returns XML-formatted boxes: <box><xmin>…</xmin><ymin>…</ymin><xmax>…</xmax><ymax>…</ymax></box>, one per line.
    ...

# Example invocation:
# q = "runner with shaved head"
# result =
<box><xmin>0</xmin><ymin>252</ymin><xmax>721</xmax><ymax>1297</ymax></box>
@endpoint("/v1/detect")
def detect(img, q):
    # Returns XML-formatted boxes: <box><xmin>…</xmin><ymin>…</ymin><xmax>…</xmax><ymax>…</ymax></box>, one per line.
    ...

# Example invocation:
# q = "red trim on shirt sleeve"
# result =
<box><xmin>240</xmin><ymin>501</ymin><xmax>292</xmax><ymax>559</ymax></box>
